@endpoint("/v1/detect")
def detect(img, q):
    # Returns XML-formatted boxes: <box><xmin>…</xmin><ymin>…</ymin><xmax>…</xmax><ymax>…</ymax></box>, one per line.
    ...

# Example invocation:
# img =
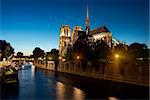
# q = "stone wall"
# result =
<box><xmin>34</xmin><ymin>60</ymin><xmax>55</xmax><ymax>71</ymax></box>
<box><xmin>34</xmin><ymin>60</ymin><xmax>149</xmax><ymax>86</ymax></box>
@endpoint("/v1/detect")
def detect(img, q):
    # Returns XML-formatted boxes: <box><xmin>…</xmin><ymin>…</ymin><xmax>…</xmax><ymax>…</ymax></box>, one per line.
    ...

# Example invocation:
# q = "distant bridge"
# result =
<box><xmin>12</xmin><ymin>56</ymin><xmax>34</xmax><ymax>62</ymax></box>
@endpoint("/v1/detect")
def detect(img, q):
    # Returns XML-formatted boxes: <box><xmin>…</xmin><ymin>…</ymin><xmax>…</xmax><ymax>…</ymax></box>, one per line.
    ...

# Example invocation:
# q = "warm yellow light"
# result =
<box><xmin>62</xmin><ymin>58</ymin><xmax>66</xmax><ymax>62</ymax></box>
<box><xmin>115</xmin><ymin>54</ymin><xmax>119</xmax><ymax>58</ymax></box>
<box><xmin>59</xmin><ymin>56</ymin><xmax>62</xmax><ymax>60</ymax></box>
<box><xmin>49</xmin><ymin>57</ymin><xmax>52</xmax><ymax>60</ymax></box>
<box><xmin>77</xmin><ymin>56</ymin><xmax>80</xmax><ymax>60</ymax></box>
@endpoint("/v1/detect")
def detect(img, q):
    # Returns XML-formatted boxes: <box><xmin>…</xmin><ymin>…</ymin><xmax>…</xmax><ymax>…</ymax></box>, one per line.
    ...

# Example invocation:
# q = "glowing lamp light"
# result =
<box><xmin>59</xmin><ymin>56</ymin><xmax>62</xmax><ymax>60</ymax></box>
<box><xmin>49</xmin><ymin>57</ymin><xmax>52</xmax><ymax>60</ymax></box>
<box><xmin>62</xmin><ymin>58</ymin><xmax>66</xmax><ymax>62</ymax></box>
<box><xmin>77</xmin><ymin>56</ymin><xmax>80</xmax><ymax>60</ymax></box>
<box><xmin>115</xmin><ymin>54</ymin><xmax>119</xmax><ymax>58</ymax></box>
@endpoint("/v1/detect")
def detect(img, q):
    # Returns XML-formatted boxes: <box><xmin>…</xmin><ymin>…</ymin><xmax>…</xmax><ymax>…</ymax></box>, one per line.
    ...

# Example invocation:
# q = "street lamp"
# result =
<box><xmin>62</xmin><ymin>58</ymin><xmax>66</xmax><ymax>62</ymax></box>
<box><xmin>115</xmin><ymin>54</ymin><xmax>119</xmax><ymax>58</ymax></box>
<box><xmin>77</xmin><ymin>56</ymin><xmax>80</xmax><ymax>60</ymax></box>
<box><xmin>59</xmin><ymin>56</ymin><xmax>62</xmax><ymax>60</ymax></box>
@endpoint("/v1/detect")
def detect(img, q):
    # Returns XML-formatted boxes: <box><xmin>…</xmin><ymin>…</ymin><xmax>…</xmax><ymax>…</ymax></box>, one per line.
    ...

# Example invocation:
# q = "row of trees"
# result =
<box><xmin>0</xmin><ymin>40</ymin><xmax>59</xmax><ymax>62</ymax></box>
<box><xmin>65</xmin><ymin>34</ymin><xmax>111</xmax><ymax>62</ymax></box>
<box><xmin>32</xmin><ymin>47</ymin><xmax>59</xmax><ymax>61</ymax></box>
<box><xmin>32</xmin><ymin>47</ymin><xmax>59</xmax><ymax>70</ymax></box>
<box><xmin>65</xmin><ymin>33</ymin><xmax>149</xmax><ymax>65</ymax></box>
<box><xmin>0</xmin><ymin>40</ymin><xmax>14</xmax><ymax>61</ymax></box>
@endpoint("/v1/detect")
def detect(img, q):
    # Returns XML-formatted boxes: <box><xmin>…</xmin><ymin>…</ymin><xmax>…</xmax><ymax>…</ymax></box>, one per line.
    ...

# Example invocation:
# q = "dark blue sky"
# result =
<box><xmin>0</xmin><ymin>0</ymin><xmax>149</xmax><ymax>55</ymax></box>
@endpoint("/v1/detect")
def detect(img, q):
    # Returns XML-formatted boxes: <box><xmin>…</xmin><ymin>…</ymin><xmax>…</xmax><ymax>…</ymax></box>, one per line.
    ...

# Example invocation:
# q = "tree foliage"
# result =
<box><xmin>65</xmin><ymin>44</ymin><xmax>73</xmax><ymax>61</ymax></box>
<box><xmin>0</xmin><ymin>40</ymin><xmax>14</xmax><ymax>60</ymax></box>
<box><xmin>65</xmin><ymin>31</ymin><xmax>112</xmax><ymax>70</ymax></box>
<box><xmin>65</xmin><ymin>33</ymin><xmax>149</xmax><ymax>66</ymax></box>
<box><xmin>17</xmin><ymin>52</ymin><xmax>23</xmax><ymax>57</ymax></box>
<box><xmin>128</xmin><ymin>42</ymin><xmax>149</xmax><ymax>60</ymax></box>
<box><xmin>50</xmin><ymin>49</ymin><xmax>59</xmax><ymax>61</ymax></box>
<box><xmin>32</xmin><ymin>47</ymin><xmax>45</xmax><ymax>60</ymax></box>
<box><xmin>45</xmin><ymin>52</ymin><xmax>52</xmax><ymax>60</ymax></box>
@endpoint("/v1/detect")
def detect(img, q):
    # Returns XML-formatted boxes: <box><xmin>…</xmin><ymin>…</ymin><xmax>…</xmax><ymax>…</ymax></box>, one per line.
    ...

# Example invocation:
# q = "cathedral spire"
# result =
<box><xmin>86</xmin><ymin>1</ymin><xmax>90</xmax><ymax>35</ymax></box>
<box><xmin>86</xmin><ymin>3</ymin><xmax>89</xmax><ymax>20</ymax></box>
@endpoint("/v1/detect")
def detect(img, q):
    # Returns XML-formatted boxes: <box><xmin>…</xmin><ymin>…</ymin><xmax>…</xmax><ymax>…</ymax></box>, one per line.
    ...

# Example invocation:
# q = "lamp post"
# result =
<box><xmin>77</xmin><ymin>56</ymin><xmax>80</xmax><ymax>67</ymax></box>
<box><xmin>77</xmin><ymin>56</ymin><xmax>80</xmax><ymax>60</ymax></box>
<box><xmin>114</xmin><ymin>54</ymin><xmax>121</xmax><ymax>77</ymax></box>
<box><xmin>59</xmin><ymin>56</ymin><xmax>62</xmax><ymax>60</ymax></box>
<box><xmin>115</xmin><ymin>54</ymin><xmax>119</xmax><ymax>59</ymax></box>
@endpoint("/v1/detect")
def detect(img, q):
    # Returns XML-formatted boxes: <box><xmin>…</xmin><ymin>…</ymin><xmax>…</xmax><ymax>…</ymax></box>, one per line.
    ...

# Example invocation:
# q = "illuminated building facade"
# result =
<box><xmin>89</xmin><ymin>26</ymin><xmax>112</xmax><ymax>47</ymax></box>
<box><xmin>71</xmin><ymin>26</ymin><xmax>83</xmax><ymax>45</ymax></box>
<box><xmin>59</xmin><ymin>25</ymin><xmax>71</xmax><ymax>56</ymax></box>
<box><xmin>58</xmin><ymin>3</ymin><xmax>122</xmax><ymax>56</ymax></box>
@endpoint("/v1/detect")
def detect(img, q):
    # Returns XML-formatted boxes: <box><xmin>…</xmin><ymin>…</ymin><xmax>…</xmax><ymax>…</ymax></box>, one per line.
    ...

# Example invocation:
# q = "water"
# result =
<box><xmin>1</xmin><ymin>64</ymin><xmax>149</xmax><ymax>100</ymax></box>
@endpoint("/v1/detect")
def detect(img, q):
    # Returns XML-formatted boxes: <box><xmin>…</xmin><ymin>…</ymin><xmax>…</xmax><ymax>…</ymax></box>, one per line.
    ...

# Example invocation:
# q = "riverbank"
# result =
<box><xmin>38</xmin><ymin>67</ymin><xmax>149</xmax><ymax>99</ymax></box>
<box><xmin>34</xmin><ymin>60</ymin><xmax>149</xmax><ymax>87</ymax></box>
<box><xmin>0</xmin><ymin>61</ymin><xmax>11</xmax><ymax>68</ymax></box>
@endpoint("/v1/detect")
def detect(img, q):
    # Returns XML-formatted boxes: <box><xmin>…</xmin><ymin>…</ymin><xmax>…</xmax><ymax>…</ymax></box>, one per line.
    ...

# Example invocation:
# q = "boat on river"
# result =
<box><xmin>1</xmin><ymin>66</ymin><xmax>19</xmax><ymax>87</ymax></box>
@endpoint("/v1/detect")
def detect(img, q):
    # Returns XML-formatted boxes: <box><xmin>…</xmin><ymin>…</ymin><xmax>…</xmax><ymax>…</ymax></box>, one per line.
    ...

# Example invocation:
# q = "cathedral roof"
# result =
<box><xmin>89</xmin><ymin>26</ymin><xmax>110</xmax><ymax>35</ymax></box>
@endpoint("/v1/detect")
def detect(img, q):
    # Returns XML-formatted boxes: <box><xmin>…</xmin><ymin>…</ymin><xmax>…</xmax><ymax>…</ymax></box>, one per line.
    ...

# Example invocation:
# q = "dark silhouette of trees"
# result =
<box><xmin>64</xmin><ymin>32</ymin><xmax>149</xmax><ymax>67</ymax></box>
<box><xmin>65</xmin><ymin>44</ymin><xmax>73</xmax><ymax>61</ymax></box>
<box><xmin>50</xmin><ymin>49</ymin><xmax>59</xmax><ymax>71</ymax></box>
<box><xmin>72</xmin><ymin>33</ymin><xmax>89</xmax><ymax>61</ymax></box>
<box><xmin>0</xmin><ymin>40</ymin><xmax>14</xmax><ymax>61</ymax></box>
<box><xmin>129</xmin><ymin>42</ymin><xmax>147</xmax><ymax>49</ymax></box>
<box><xmin>50</xmin><ymin>49</ymin><xmax>59</xmax><ymax>61</ymax></box>
<box><xmin>45</xmin><ymin>49</ymin><xmax>59</xmax><ymax>71</ymax></box>
<box><xmin>17</xmin><ymin>52</ymin><xmax>23</xmax><ymax>57</ymax></box>
<box><xmin>128</xmin><ymin>42</ymin><xmax>149</xmax><ymax>62</ymax></box>
<box><xmin>112</xmin><ymin>43</ymin><xmax>127</xmax><ymax>60</ymax></box>
<box><xmin>68</xmin><ymin>32</ymin><xmax>112</xmax><ymax>70</ymax></box>
<box><xmin>45</xmin><ymin>52</ymin><xmax>52</xmax><ymax>61</ymax></box>
<box><xmin>32</xmin><ymin>47</ymin><xmax>45</xmax><ymax>60</ymax></box>
<box><xmin>93</xmin><ymin>39</ymin><xmax>111</xmax><ymax>60</ymax></box>
<box><xmin>90</xmin><ymin>39</ymin><xmax>111</xmax><ymax>70</ymax></box>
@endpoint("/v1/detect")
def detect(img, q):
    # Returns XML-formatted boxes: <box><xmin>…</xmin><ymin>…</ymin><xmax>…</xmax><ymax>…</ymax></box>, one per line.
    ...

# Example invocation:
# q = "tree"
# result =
<box><xmin>51</xmin><ymin>49</ymin><xmax>59</xmax><ymax>61</ymax></box>
<box><xmin>93</xmin><ymin>39</ymin><xmax>111</xmax><ymax>60</ymax></box>
<box><xmin>112</xmin><ymin>43</ymin><xmax>127</xmax><ymax>60</ymax></box>
<box><xmin>50</xmin><ymin>49</ymin><xmax>59</xmax><ymax>71</ymax></box>
<box><xmin>65</xmin><ymin>44</ymin><xmax>73</xmax><ymax>61</ymax></box>
<box><xmin>129</xmin><ymin>42</ymin><xmax>147</xmax><ymax>49</ymax></box>
<box><xmin>72</xmin><ymin>32</ymin><xmax>89</xmax><ymax>61</ymax></box>
<box><xmin>45</xmin><ymin>52</ymin><xmax>52</xmax><ymax>61</ymax></box>
<box><xmin>32</xmin><ymin>47</ymin><xmax>45</xmax><ymax>60</ymax></box>
<box><xmin>91</xmin><ymin>39</ymin><xmax>111</xmax><ymax>69</ymax></box>
<box><xmin>17</xmin><ymin>52</ymin><xmax>23</xmax><ymax>57</ymax></box>
<box><xmin>0</xmin><ymin>40</ymin><xmax>14</xmax><ymax>60</ymax></box>
<box><xmin>72</xmin><ymin>32</ymin><xmax>94</xmax><ymax>70</ymax></box>
<box><xmin>128</xmin><ymin>42</ymin><xmax>149</xmax><ymax>61</ymax></box>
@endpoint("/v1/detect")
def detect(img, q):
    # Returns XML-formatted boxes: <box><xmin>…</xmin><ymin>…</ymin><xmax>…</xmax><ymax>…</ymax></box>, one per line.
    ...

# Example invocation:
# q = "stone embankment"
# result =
<box><xmin>0</xmin><ymin>61</ymin><xmax>11</xmax><ymax>68</ymax></box>
<box><xmin>34</xmin><ymin>60</ymin><xmax>149</xmax><ymax>87</ymax></box>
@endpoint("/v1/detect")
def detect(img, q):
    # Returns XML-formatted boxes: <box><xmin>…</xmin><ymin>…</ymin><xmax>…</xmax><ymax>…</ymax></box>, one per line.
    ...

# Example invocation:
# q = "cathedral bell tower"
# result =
<box><xmin>59</xmin><ymin>25</ymin><xmax>71</xmax><ymax>57</ymax></box>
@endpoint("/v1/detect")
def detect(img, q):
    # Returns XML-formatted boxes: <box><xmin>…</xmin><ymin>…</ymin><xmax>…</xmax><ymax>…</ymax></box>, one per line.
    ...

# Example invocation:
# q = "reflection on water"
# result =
<box><xmin>22</xmin><ymin>65</ymin><xmax>25</xmax><ymax>69</ymax></box>
<box><xmin>108</xmin><ymin>97</ymin><xmax>118</xmax><ymax>100</ymax></box>
<box><xmin>56</xmin><ymin>82</ymin><xmax>65</xmax><ymax>100</ymax></box>
<box><xmin>1</xmin><ymin>64</ymin><xmax>149</xmax><ymax>100</ymax></box>
<box><xmin>31</xmin><ymin>65</ymin><xmax>35</xmax><ymax>79</ymax></box>
<box><xmin>56</xmin><ymin>81</ymin><xmax>85</xmax><ymax>100</ymax></box>
<box><xmin>73</xmin><ymin>87</ymin><xmax>85</xmax><ymax>100</ymax></box>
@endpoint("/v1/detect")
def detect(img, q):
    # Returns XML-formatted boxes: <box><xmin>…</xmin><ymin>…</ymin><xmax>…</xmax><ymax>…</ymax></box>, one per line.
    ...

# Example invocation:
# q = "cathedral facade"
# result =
<box><xmin>59</xmin><ymin>4</ymin><xmax>112</xmax><ymax>57</ymax></box>
<box><xmin>59</xmin><ymin>25</ymin><xmax>71</xmax><ymax>56</ymax></box>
